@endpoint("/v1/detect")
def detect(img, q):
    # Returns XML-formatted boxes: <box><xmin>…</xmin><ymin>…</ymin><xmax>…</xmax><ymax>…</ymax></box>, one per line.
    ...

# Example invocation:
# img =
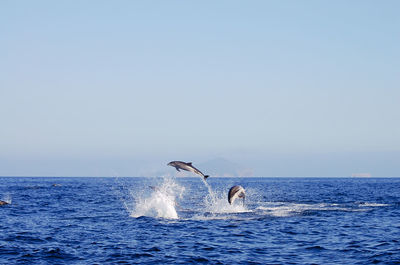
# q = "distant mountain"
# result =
<box><xmin>197</xmin><ymin>158</ymin><xmax>253</xmax><ymax>177</ymax></box>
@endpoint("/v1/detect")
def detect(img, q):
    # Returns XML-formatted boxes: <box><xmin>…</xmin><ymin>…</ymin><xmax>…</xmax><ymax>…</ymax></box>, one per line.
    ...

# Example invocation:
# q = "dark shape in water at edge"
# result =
<box><xmin>0</xmin><ymin>200</ymin><xmax>9</xmax><ymax>206</ymax></box>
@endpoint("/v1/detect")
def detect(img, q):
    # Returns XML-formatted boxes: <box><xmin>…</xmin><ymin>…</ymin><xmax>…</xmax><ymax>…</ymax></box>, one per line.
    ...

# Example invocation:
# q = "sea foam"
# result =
<box><xmin>129</xmin><ymin>177</ymin><xmax>184</xmax><ymax>219</ymax></box>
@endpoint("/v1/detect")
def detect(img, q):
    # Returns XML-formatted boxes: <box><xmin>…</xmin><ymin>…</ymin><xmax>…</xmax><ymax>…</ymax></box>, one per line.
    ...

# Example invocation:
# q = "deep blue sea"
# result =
<box><xmin>0</xmin><ymin>177</ymin><xmax>399</xmax><ymax>264</ymax></box>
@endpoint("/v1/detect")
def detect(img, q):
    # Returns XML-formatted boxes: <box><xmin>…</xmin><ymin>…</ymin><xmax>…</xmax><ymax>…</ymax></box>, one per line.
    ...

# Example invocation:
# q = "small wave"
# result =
<box><xmin>131</xmin><ymin>253</ymin><xmax>154</xmax><ymax>258</ymax></box>
<box><xmin>145</xmin><ymin>247</ymin><xmax>161</xmax><ymax>252</ymax></box>
<box><xmin>191</xmin><ymin>257</ymin><xmax>209</xmax><ymax>263</ymax></box>
<box><xmin>191</xmin><ymin>213</ymin><xmax>253</xmax><ymax>221</ymax></box>
<box><xmin>256</xmin><ymin>202</ymin><xmax>369</xmax><ymax>217</ymax></box>
<box><xmin>358</xmin><ymin>202</ymin><xmax>389</xmax><ymax>207</ymax></box>
<box><xmin>305</xmin><ymin>245</ymin><xmax>327</xmax><ymax>251</ymax></box>
<box><xmin>256</xmin><ymin>206</ymin><xmax>298</xmax><ymax>217</ymax></box>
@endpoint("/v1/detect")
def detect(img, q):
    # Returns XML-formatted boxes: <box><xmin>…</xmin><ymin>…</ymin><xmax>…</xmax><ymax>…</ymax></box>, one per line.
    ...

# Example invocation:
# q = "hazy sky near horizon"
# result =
<box><xmin>1</xmin><ymin>1</ymin><xmax>399</xmax><ymax>176</ymax></box>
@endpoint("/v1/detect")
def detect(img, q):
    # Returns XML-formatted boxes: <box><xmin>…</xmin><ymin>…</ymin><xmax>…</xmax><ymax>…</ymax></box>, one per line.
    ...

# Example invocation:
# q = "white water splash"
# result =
<box><xmin>129</xmin><ymin>177</ymin><xmax>185</xmax><ymax>219</ymax></box>
<box><xmin>359</xmin><ymin>202</ymin><xmax>389</xmax><ymax>207</ymax></box>
<box><xmin>256</xmin><ymin>202</ymin><xmax>376</xmax><ymax>217</ymax></box>
<box><xmin>115</xmin><ymin>174</ymin><xmax>251</xmax><ymax>220</ymax></box>
<box><xmin>1</xmin><ymin>193</ymin><xmax>12</xmax><ymax>204</ymax></box>
<box><xmin>203</xmin><ymin>187</ymin><xmax>249</xmax><ymax>214</ymax></box>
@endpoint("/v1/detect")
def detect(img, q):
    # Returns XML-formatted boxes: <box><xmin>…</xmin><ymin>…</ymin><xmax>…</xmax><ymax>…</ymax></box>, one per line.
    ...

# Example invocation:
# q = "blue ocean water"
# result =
<box><xmin>0</xmin><ymin>177</ymin><xmax>399</xmax><ymax>264</ymax></box>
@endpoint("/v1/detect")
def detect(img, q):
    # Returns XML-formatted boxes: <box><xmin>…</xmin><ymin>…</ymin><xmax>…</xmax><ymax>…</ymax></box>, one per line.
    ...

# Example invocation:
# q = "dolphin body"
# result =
<box><xmin>168</xmin><ymin>161</ymin><xmax>209</xmax><ymax>180</ymax></box>
<box><xmin>228</xmin><ymin>185</ymin><xmax>245</xmax><ymax>205</ymax></box>
<box><xmin>0</xmin><ymin>200</ymin><xmax>9</xmax><ymax>206</ymax></box>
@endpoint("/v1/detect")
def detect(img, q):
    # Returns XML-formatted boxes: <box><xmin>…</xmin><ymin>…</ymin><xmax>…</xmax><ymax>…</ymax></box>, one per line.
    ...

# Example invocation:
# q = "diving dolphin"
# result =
<box><xmin>228</xmin><ymin>185</ymin><xmax>245</xmax><ymax>205</ymax></box>
<box><xmin>167</xmin><ymin>161</ymin><xmax>209</xmax><ymax>180</ymax></box>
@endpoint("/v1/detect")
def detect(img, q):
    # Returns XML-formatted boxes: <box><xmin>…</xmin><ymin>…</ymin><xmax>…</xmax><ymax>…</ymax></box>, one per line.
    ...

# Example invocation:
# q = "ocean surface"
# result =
<box><xmin>0</xmin><ymin>176</ymin><xmax>399</xmax><ymax>264</ymax></box>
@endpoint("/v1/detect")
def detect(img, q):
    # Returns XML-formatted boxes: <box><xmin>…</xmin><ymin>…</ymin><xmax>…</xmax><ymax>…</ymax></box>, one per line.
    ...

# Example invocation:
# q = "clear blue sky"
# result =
<box><xmin>1</xmin><ymin>1</ymin><xmax>399</xmax><ymax>176</ymax></box>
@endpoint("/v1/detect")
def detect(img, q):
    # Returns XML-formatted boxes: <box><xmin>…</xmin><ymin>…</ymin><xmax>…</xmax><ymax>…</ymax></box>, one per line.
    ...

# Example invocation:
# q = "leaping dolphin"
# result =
<box><xmin>228</xmin><ymin>185</ymin><xmax>245</xmax><ymax>205</ymax></box>
<box><xmin>167</xmin><ymin>161</ymin><xmax>209</xmax><ymax>180</ymax></box>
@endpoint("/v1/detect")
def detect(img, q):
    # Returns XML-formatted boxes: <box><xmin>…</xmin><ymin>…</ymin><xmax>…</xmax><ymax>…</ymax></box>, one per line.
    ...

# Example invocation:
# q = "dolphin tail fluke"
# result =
<box><xmin>204</xmin><ymin>175</ymin><xmax>209</xmax><ymax>180</ymax></box>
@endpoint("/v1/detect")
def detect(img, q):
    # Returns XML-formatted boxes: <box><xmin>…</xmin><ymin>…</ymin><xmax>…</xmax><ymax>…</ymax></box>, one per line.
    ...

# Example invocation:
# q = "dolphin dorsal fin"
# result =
<box><xmin>187</xmin><ymin>162</ymin><xmax>192</xmax><ymax>165</ymax></box>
